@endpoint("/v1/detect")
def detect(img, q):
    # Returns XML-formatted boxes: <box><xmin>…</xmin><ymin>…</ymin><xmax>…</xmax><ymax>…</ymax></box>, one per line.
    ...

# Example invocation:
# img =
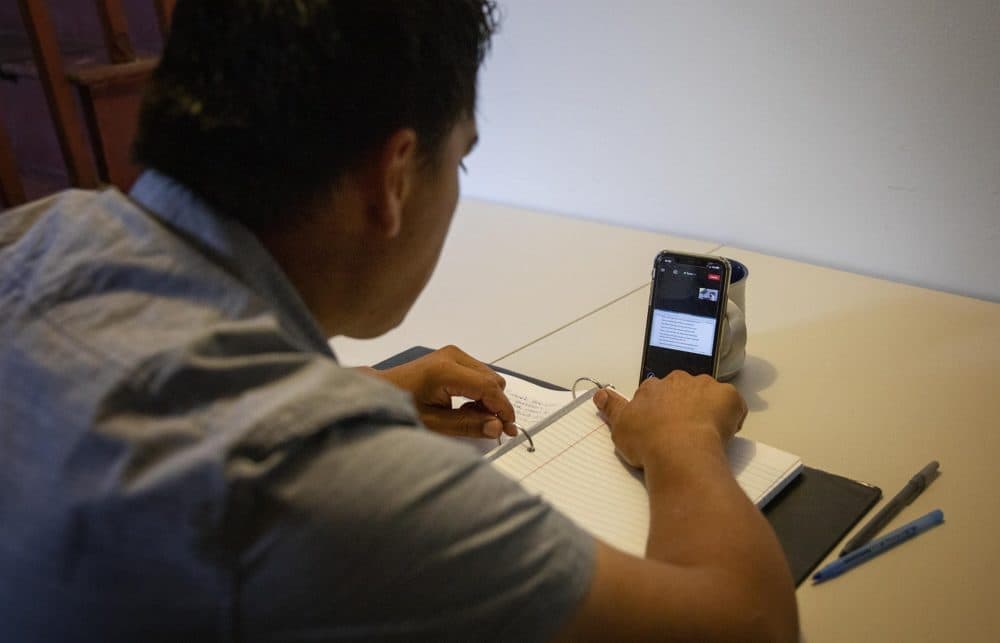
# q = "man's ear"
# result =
<box><xmin>364</xmin><ymin>128</ymin><xmax>419</xmax><ymax>238</ymax></box>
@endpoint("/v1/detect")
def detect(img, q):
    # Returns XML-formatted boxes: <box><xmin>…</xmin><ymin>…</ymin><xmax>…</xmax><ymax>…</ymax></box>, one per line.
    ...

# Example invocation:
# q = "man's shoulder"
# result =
<box><xmin>2</xmin><ymin>188</ymin><xmax>262</xmax><ymax>360</ymax></box>
<box><xmin>3</xmin><ymin>187</ymin><xmax>225</xmax><ymax>302</ymax></box>
<box><xmin>2</xmin><ymin>187</ymin><xmax>152</xmax><ymax>255</ymax></box>
<box><xmin>0</xmin><ymin>187</ymin><xmax>422</xmax><ymax>491</ymax></box>
<box><xmin>2</xmin><ymin>189</ymin><xmax>121</xmax><ymax>284</ymax></box>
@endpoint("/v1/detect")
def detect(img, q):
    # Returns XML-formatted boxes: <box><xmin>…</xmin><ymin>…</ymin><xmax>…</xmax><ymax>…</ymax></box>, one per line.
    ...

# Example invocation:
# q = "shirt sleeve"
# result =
<box><xmin>234</xmin><ymin>422</ymin><xmax>596</xmax><ymax>643</ymax></box>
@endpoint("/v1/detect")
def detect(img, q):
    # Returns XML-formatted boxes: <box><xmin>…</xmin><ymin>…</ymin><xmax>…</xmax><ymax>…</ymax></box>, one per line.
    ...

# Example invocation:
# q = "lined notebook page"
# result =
<box><xmin>491</xmin><ymin>397</ymin><xmax>802</xmax><ymax>557</ymax></box>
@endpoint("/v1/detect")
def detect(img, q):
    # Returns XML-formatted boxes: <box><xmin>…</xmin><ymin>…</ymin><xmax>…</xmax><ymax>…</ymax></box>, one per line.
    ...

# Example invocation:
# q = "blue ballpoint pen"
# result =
<box><xmin>812</xmin><ymin>509</ymin><xmax>944</xmax><ymax>584</ymax></box>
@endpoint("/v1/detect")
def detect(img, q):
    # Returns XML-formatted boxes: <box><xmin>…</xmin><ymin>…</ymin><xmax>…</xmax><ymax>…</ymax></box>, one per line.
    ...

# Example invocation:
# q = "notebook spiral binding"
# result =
<box><xmin>495</xmin><ymin>377</ymin><xmax>614</xmax><ymax>454</ymax></box>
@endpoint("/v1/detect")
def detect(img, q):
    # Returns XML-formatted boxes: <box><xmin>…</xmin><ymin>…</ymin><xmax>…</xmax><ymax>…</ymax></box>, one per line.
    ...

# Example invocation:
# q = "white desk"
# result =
<box><xmin>496</xmin><ymin>246</ymin><xmax>1000</xmax><ymax>642</ymax></box>
<box><xmin>330</xmin><ymin>198</ymin><xmax>717</xmax><ymax>367</ymax></box>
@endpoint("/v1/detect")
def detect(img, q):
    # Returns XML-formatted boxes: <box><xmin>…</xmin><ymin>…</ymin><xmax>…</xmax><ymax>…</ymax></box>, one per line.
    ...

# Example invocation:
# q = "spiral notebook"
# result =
<box><xmin>485</xmin><ymin>387</ymin><xmax>803</xmax><ymax>557</ymax></box>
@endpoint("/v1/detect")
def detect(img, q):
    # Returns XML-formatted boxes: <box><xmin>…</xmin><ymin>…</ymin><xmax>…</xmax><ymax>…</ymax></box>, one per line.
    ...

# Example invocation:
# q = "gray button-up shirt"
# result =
<box><xmin>0</xmin><ymin>173</ymin><xmax>594</xmax><ymax>642</ymax></box>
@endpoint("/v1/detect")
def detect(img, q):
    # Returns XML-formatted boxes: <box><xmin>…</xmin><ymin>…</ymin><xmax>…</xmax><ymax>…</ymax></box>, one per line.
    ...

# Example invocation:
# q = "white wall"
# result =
<box><xmin>463</xmin><ymin>1</ymin><xmax>1000</xmax><ymax>301</ymax></box>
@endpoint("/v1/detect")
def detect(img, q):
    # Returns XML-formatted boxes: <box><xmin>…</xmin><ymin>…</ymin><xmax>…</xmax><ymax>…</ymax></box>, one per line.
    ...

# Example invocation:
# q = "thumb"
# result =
<box><xmin>593</xmin><ymin>388</ymin><xmax>627</xmax><ymax>429</ymax></box>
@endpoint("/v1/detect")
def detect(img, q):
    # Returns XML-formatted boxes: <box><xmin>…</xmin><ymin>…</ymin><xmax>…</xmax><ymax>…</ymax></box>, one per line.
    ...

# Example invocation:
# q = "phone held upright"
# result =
<box><xmin>640</xmin><ymin>251</ymin><xmax>731</xmax><ymax>380</ymax></box>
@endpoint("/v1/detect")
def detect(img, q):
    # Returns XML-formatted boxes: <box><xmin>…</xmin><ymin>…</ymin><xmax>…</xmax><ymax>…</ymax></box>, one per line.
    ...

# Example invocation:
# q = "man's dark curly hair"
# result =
<box><xmin>133</xmin><ymin>1</ymin><xmax>499</xmax><ymax>230</ymax></box>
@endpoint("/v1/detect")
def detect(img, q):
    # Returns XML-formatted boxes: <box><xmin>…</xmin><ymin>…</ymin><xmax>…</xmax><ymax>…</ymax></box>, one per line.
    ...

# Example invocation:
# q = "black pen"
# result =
<box><xmin>839</xmin><ymin>461</ymin><xmax>939</xmax><ymax>556</ymax></box>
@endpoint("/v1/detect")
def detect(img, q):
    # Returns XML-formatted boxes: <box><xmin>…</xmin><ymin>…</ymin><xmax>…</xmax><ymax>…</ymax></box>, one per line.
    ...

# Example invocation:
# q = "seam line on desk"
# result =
<box><xmin>491</xmin><ymin>283</ymin><xmax>651</xmax><ymax>364</ymax></box>
<box><xmin>490</xmin><ymin>244</ymin><xmax>726</xmax><ymax>364</ymax></box>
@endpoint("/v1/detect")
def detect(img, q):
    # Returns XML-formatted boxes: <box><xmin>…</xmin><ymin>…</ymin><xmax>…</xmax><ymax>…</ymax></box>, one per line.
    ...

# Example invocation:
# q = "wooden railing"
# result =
<box><xmin>1</xmin><ymin>0</ymin><xmax>175</xmax><ymax>208</ymax></box>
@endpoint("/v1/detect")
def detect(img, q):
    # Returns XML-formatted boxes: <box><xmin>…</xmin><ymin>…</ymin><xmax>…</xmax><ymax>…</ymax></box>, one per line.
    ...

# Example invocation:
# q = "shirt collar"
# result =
<box><xmin>129</xmin><ymin>170</ymin><xmax>335</xmax><ymax>358</ymax></box>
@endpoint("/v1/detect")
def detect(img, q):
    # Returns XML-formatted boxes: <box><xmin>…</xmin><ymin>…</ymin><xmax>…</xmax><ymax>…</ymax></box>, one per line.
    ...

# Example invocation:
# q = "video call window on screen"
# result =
<box><xmin>698</xmin><ymin>287</ymin><xmax>719</xmax><ymax>302</ymax></box>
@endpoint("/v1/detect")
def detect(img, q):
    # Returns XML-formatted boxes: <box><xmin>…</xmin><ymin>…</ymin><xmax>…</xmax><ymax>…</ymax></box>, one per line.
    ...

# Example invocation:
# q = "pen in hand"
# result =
<box><xmin>840</xmin><ymin>460</ymin><xmax>939</xmax><ymax>556</ymax></box>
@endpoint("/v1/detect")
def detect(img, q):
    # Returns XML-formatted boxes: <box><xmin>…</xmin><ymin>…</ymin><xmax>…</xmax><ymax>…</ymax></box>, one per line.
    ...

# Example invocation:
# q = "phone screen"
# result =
<box><xmin>641</xmin><ymin>253</ymin><xmax>729</xmax><ymax>379</ymax></box>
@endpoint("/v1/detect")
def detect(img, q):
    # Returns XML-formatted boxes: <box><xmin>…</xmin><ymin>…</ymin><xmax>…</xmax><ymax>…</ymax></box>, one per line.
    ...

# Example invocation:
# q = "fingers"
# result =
<box><xmin>735</xmin><ymin>394</ymin><xmax>749</xmax><ymax>433</ymax></box>
<box><xmin>439</xmin><ymin>345</ymin><xmax>507</xmax><ymax>390</ymax></box>
<box><xmin>423</xmin><ymin>403</ymin><xmax>512</xmax><ymax>439</ymax></box>
<box><xmin>428</xmin><ymin>350</ymin><xmax>514</xmax><ymax>424</ymax></box>
<box><xmin>595</xmin><ymin>371</ymin><xmax>751</xmax><ymax>470</ymax></box>
<box><xmin>661</xmin><ymin>373</ymin><xmax>747</xmax><ymax>440</ymax></box>
<box><xmin>382</xmin><ymin>346</ymin><xmax>517</xmax><ymax>436</ymax></box>
<box><xmin>461</xmin><ymin>400</ymin><xmax>519</xmax><ymax>437</ymax></box>
<box><xmin>712</xmin><ymin>378</ymin><xmax>748</xmax><ymax>436</ymax></box>
<box><xmin>376</xmin><ymin>346</ymin><xmax>506</xmax><ymax>399</ymax></box>
<box><xmin>437</xmin><ymin>368</ymin><xmax>511</xmax><ymax>420</ymax></box>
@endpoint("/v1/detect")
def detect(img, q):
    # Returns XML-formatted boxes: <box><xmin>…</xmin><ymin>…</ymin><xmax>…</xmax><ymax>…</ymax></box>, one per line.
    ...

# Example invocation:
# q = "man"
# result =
<box><xmin>0</xmin><ymin>2</ymin><xmax>797</xmax><ymax>641</ymax></box>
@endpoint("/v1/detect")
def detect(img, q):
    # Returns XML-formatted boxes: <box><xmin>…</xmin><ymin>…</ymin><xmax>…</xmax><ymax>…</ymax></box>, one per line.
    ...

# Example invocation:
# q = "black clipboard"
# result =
<box><xmin>761</xmin><ymin>465</ymin><xmax>881</xmax><ymax>584</ymax></box>
<box><xmin>373</xmin><ymin>346</ymin><xmax>881</xmax><ymax>586</ymax></box>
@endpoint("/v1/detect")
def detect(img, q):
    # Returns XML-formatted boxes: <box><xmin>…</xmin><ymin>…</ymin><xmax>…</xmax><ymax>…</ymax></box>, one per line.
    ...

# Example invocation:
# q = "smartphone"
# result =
<box><xmin>640</xmin><ymin>251</ymin><xmax>731</xmax><ymax>380</ymax></box>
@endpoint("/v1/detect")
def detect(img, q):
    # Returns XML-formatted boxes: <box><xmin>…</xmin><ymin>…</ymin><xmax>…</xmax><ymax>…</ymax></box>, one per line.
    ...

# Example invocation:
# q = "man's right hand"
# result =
<box><xmin>592</xmin><ymin>370</ymin><xmax>748</xmax><ymax>470</ymax></box>
<box><xmin>554</xmin><ymin>371</ymin><xmax>797</xmax><ymax>642</ymax></box>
